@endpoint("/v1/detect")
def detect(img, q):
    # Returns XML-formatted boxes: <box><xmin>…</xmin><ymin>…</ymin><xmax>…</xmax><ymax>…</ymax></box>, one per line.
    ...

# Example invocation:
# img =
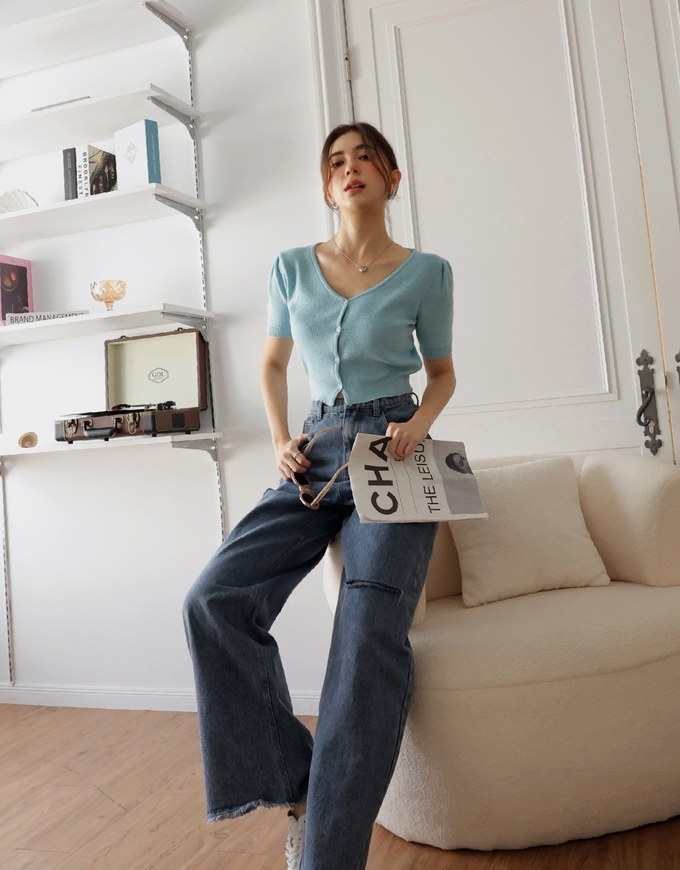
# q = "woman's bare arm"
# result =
<box><xmin>260</xmin><ymin>336</ymin><xmax>310</xmax><ymax>480</ymax></box>
<box><xmin>386</xmin><ymin>354</ymin><xmax>456</xmax><ymax>459</ymax></box>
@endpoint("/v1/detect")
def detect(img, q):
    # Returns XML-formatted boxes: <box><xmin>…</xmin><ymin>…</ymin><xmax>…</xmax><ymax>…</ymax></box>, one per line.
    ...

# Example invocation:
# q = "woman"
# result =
<box><xmin>183</xmin><ymin>122</ymin><xmax>455</xmax><ymax>870</ymax></box>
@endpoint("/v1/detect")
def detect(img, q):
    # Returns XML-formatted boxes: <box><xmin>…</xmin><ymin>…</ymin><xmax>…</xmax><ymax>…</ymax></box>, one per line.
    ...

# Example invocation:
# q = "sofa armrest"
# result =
<box><xmin>578</xmin><ymin>453</ymin><xmax>680</xmax><ymax>586</ymax></box>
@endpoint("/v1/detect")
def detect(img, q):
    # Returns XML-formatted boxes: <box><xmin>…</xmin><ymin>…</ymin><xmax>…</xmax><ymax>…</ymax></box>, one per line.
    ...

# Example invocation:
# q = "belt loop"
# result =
<box><xmin>318</xmin><ymin>401</ymin><xmax>325</xmax><ymax>420</ymax></box>
<box><xmin>372</xmin><ymin>399</ymin><xmax>381</xmax><ymax>417</ymax></box>
<box><xmin>410</xmin><ymin>390</ymin><xmax>420</xmax><ymax>407</ymax></box>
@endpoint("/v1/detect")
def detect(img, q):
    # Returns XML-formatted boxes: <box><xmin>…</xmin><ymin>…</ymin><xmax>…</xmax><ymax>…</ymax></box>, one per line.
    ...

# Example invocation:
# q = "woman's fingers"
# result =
<box><xmin>385</xmin><ymin>425</ymin><xmax>408</xmax><ymax>459</ymax></box>
<box><xmin>389</xmin><ymin>434</ymin><xmax>414</xmax><ymax>459</ymax></box>
<box><xmin>385</xmin><ymin>421</ymin><xmax>428</xmax><ymax>460</ymax></box>
<box><xmin>279</xmin><ymin>434</ymin><xmax>311</xmax><ymax>479</ymax></box>
<box><xmin>291</xmin><ymin>434</ymin><xmax>311</xmax><ymax>471</ymax></box>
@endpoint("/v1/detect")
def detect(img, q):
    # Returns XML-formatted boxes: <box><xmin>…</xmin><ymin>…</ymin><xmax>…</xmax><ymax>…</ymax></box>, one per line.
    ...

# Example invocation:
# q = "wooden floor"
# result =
<box><xmin>0</xmin><ymin>706</ymin><xmax>678</xmax><ymax>870</ymax></box>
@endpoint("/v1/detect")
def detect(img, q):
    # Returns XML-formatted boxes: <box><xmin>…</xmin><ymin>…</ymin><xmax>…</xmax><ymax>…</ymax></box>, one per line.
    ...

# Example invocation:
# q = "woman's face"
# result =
<box><xmin>324</xmin><ymin>131</ymin><xmax>399</xmax><ymax>213</ymax></box>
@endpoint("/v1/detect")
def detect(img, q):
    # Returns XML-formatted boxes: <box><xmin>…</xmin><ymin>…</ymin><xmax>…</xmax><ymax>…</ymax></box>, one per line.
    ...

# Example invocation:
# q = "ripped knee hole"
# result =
<box><xmin>345</xmin><ymin>579</ymin><xmax>401</xmax><ymax>596</ymax></box>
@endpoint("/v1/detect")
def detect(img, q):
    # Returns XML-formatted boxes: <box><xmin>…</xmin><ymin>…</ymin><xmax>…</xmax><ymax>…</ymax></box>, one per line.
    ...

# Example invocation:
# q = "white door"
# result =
<box><xmin>618</xmin><ymin>0</ymin><xmax>680</xmax><ymax>462</ymax></box>
<box><xmin>325</xmin><ymin>0</ymin><xmax>675</xmax><ymax>462</ymax></box>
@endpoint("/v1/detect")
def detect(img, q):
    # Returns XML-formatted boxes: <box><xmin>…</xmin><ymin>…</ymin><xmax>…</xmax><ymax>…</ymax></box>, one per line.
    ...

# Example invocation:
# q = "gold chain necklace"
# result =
<box><xmin>332</xmin><ymin>236</ymin><xmax>394</xmax><ymax>273</ymax></box>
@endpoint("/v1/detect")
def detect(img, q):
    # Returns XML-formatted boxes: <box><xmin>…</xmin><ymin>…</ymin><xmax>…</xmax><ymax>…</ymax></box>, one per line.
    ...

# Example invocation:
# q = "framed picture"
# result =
<box><xmin>0</xmin><ymin>254</ymin><xmax>33</xmax><ymax>324</ymax></box>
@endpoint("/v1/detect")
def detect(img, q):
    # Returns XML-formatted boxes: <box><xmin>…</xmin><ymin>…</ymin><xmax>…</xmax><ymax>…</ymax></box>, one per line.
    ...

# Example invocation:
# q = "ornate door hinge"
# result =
<box><xmin>635</xmin><ymin>350</ymin><xmax>662</xmax><ymax>455</ymax></box>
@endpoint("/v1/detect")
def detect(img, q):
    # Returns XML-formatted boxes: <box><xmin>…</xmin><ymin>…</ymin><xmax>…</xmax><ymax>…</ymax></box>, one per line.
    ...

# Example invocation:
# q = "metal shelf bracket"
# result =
<box><xmin>159</xmin><ymin>312</ymin><xmax>209</xmax><ymax>336</ymax></box>
<box><xmin>144</xmin><ymin>2</ymin><xmax>192</xmax><ymax>50</ymax></box>
<box><xmin>171</xmin><ymin>438</ymin><xmax>227</xmax><ymax>538</ymax></box>
<box><xmin>153</xmin><ymin>194</ymin><xmax>203</xmax><ymax>233</ymax></box>
<box><xmin>0</xmin><ymin>462</ymin><xmax>14</xmax><ymax>686</ymax></box>
<box><xmin>171</xmin><ymin>438</ymin><xmax>219</xmax><ymax>461</ymax></box>
<box><xmin>147</xmin><ymin>96</ymin><xmax>197</xmax><ymax>140</ymax></box>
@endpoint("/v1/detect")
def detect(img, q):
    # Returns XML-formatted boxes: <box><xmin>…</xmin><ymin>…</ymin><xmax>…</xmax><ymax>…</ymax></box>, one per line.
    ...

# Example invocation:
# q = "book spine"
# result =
<box><xmin>63</xmin><ymin>147</ymin><xmax>77</xmax><ymax>200</ymax></box>
<box><xmin>145</xmin><ymin>120</ymin><xmax>161</xmax><ymax>184</ymax></box>
<box><xmin>6</xmin><ymin>311</ymin><xmax>89</xmax><ymax>324</ymax></box>
<box><xmin>76</xmin><ymin>144</ymin><xmax>91</xmax><ymax>198</ymax></box>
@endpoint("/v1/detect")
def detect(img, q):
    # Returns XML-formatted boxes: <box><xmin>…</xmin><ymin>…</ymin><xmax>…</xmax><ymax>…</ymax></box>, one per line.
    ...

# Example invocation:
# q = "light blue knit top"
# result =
<box><xmin>266</xmin><ymin>244</ymin><xmax>453</xmax><ymax>405</ymax></box>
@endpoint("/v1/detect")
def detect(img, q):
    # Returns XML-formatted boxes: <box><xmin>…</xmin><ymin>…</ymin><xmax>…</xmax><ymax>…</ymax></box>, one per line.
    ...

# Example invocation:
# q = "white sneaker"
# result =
<box><xmin>285</xmin><ymin>810</ymin><xmax>306</xmax><ymax>870</ymax></box>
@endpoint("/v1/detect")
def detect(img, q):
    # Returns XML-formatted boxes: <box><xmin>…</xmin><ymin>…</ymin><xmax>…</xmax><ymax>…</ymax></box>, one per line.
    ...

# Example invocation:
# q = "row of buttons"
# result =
<box><xmin>334</xmin><ymin>304</ymin><xmax>348</xmax><ymax>392</ymax></box>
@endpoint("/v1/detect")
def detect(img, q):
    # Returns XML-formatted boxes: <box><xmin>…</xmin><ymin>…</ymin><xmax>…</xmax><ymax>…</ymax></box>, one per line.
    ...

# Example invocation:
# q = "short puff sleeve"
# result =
<box><xmin>415</xmin><ymin>258</ymin><xmax>454</xmax><ymax>358</ymax></box>
<box><xmin>266</xmin><ymin>255</ymin><xmax>292</xmax><ymax>338</ymax></box>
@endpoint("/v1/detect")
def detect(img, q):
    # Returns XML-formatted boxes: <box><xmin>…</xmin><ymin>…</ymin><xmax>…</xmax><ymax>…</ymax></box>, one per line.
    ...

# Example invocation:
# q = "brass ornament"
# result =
<box><xmin>18</xmin><ymin>432</ymin><xmax>38</xmax><ymax>448</ymax></box>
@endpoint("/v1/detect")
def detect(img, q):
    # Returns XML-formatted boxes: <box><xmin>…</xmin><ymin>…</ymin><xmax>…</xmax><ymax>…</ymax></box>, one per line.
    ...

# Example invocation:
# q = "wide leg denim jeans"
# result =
<box><xmin>183</xmin><ymin>394</ymin><xmax>437</xmax><ymax>870</ymax></box>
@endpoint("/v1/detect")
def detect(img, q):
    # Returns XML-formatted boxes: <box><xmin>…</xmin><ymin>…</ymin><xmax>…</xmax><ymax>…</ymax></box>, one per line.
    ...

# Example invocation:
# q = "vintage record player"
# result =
<box><xmin>55</xmin><ymin>328</ymin><xmax>209</xmax><ymax>443</ymax></box>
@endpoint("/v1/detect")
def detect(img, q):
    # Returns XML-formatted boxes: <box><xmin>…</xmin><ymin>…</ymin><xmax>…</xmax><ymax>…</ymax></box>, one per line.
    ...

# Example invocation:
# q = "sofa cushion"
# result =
<box><xmin>413</xmin><ymin>581</ymin><xmax>680</xmax><ymax>690</ymax></box>
<box><xmin>424</xmin><ymin>520</ymin><xmax>463</xmax><ymax>600</ymax></box>
<box><xmin>449</xmin><ymin>457</ymin><xmax>610</xmax><ymax>606</ymax></box>
<box><xmin>578</xmin><ymin>452</ymin><xmax>680</xmax><ymax>587</ymax></box>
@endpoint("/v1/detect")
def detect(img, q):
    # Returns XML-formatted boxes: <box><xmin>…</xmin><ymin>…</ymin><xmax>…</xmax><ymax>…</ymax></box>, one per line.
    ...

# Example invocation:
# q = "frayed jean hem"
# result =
<box><xmin>207</xmin><ymin>796</ymin><xmax>306</xmax><ymax>824</ymax></box>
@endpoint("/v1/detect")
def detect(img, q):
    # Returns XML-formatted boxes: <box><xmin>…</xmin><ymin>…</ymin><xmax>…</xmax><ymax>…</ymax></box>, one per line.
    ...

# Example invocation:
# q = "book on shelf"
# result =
<box><xmin>114</xmin><ymin>119</ymin><xmax>161</xmax><ymax>188</ymax></box>
<box><xmin>63</xmin><ymin>147</ymin><xmax>78</xmax><ymax>200</ymax></box>
<box><xmin>6</xmin><ymin>310</ymin><xmax>88</xmax><ymax>325</ymax></box>
<box><xmin>69</xmin><ymin>144</ymin><xmax>117</xmax><ymax>198</ymax></box>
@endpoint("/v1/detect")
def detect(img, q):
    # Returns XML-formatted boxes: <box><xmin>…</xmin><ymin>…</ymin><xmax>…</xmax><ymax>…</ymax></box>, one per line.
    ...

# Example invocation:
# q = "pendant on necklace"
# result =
<box><xmin>333</xmin><ymin>236</ymin><xmax>394</xmax><ymax>273</ymax></box>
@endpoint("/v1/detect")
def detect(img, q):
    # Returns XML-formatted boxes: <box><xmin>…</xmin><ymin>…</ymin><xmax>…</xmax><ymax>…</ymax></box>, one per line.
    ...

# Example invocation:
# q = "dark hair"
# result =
<box><xmin>320</xmin><ymin>122</ymin><xmax>400</xmax><ymax>211</ymax></box>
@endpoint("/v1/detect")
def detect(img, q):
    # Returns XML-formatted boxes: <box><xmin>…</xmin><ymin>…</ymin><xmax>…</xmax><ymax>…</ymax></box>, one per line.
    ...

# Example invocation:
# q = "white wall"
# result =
<box><xmin>0</xmin><ymin>0</ymin><xmax>336</xmax><ymax>712</ymax></box>
<box><xmin>188</xmin><ymin>0</ymin><xmax>336</xmax><ymax>711</ymax></box>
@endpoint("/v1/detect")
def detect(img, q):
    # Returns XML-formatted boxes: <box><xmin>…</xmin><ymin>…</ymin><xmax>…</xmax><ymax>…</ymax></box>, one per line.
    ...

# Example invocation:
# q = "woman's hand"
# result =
<box><xmin>386</xmin><ymin>356</ymin><xmax>457</xmax><ymax>460</ymax></box>
<box><xmin>385</xmin><ymin>415</ymin><xmax>431</xmax><ymax>461</ymax></box>
<box><xmin>276</xmin><ymin>434</ymin><xmax>311</xmax><ymax>480</ymax></box>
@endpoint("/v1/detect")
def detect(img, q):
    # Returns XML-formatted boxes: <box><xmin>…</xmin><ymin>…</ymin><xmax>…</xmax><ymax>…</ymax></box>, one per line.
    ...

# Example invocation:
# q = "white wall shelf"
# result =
<box><xmin>0</xmin><ymin>0</ymin><xmax>225</xmax><ymax>694</ymax></box>
<box><xmin>0</xmin><ymin>85</ymin><xmax>200</xmax><ymax>163</ymax></box>
<box><xmin>0</xmin><ymin>0</ymin><xmax>193</xmax><ymax>80</ymax></box>
<box><xmin>0</xmin><ymin>305</ymin><xmax>214</xmax><ymax>348</ymax></box>
<box><xmin>0</xmin><ymin>430</ymin><xmax>222</xmax><ymax>459</ymax></box>
<box><xmin>0</xmin><ymin>184</ymin><xmax>205</xmax><ymax>245</ymax></box>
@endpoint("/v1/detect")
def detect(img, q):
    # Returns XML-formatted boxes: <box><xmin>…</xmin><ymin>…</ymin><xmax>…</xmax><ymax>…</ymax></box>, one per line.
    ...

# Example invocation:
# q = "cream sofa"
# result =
<box><xmin>322</xmin><ymin>450</ymin><xmax>680</xmax><ymax>851</ymax></box>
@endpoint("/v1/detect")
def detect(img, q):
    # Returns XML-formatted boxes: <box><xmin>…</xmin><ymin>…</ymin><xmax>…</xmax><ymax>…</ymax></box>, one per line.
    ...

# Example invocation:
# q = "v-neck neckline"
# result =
<box><xmin>309</xmin><ymin>243</ymin><xmax>416</xmax><ymax>301</ymax></box>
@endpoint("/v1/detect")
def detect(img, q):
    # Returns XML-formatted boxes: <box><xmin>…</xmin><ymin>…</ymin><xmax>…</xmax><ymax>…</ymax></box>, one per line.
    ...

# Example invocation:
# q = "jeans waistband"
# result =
<box><xmin>310</xmin><ymin>392</ymin><xmax>418</xmax><ymax>419</ymax></box>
